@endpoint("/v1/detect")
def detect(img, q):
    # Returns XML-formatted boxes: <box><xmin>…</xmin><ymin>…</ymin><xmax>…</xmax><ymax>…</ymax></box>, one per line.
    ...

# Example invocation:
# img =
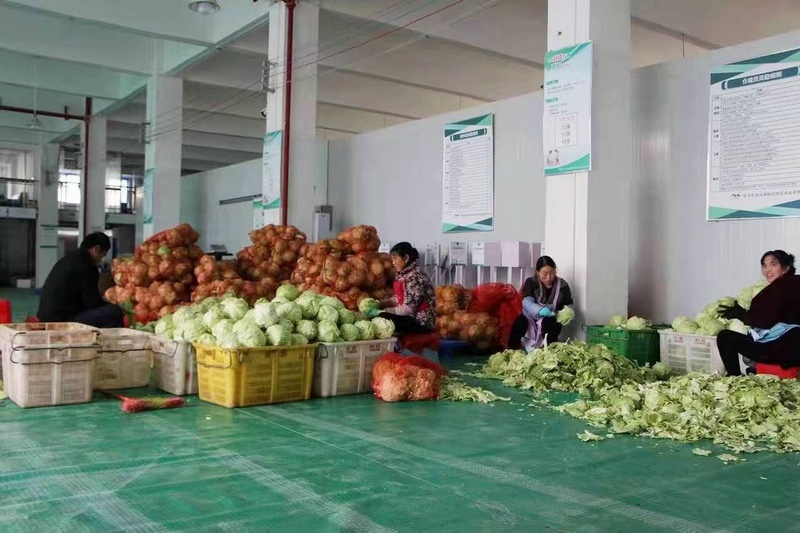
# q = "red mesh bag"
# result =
<box><xmin>372</xmin><ymin>353</ymin><xmax>443</xmax><ymax>402</ymax></box>
<box><xmin>397</xmin><ymin>332</ymin><xmax>440</xmax><ymax>353</ymax></box>
<box><xmin>395</xmin><ymin>355</ymin><xmax>447</xmax><ymax>378</ymax></box>
<box><xmin>467</xmin><ymin>283</ymin><xmax>523</xmax><ymax>349</ymax></box>
<box><xmin>371</xmin><ymin>353</ymin><xmax>404</xmax><ymax>398</ymax></box>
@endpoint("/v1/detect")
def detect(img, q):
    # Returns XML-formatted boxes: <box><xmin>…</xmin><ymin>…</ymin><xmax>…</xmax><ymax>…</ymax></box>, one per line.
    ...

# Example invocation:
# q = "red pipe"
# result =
<box><xmin>0</xmin><ymin>104</ymin><xmax>86</xmax><ymax>122</ymax></box>
<box><xmin>280</xmin><ymin>0</ymin><xmax>296</xmax><ymax>227</ymax></box>
<box><xmin>82</xmin><ymin>97</ymin><xmax>92</xmax><ymax>237</ymax></box>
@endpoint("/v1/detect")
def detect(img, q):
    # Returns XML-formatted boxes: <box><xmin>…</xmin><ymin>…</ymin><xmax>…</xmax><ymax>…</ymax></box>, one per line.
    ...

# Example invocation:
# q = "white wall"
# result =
<box><xmin>630</xmin><ymin>30</ymin><xmax>800</xmax><ymax>322</ymax></box>
<box><xmin>182</xmin><ymin>158</ymin><xmax>261</xmax><ymax>253</ymax></box>
<box><xmin>327</xmin><ymin>92</ymin><xmax>545</xmax><ymax>252</ymax></box>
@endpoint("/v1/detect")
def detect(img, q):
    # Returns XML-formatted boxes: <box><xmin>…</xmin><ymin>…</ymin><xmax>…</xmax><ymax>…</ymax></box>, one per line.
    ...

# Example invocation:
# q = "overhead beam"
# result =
<box><xmin>631</xmin><ymin>16</ymin><xmax>720</xmax><ymax>50</ymax></box>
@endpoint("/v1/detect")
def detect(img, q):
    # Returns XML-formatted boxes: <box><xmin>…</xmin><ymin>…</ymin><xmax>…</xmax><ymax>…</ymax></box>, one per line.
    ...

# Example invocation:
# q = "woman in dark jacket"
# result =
<box><xmin>717</xmin><ymin>250</ymin><xmax>800</xmax><ymax>375</ymax></box>
<box><xmin>508</xmin><ymin>256</ymin><xmax>573</xmax><ymax>350</ymax></box>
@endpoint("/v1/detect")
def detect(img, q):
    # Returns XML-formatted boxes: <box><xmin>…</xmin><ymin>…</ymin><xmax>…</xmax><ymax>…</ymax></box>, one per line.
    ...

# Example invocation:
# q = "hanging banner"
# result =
<box><xmin>262</xmin><ymin>130</ymin><xmax>282</xmax><ymax>210</ymax></box>
<box><xmin>143</xmin><ymin>168</ymin><xmax>154</xmax><ymax>224</ymax></box>
<box><xmin>543</xmin><ymin>41</ymin><xmax>593</xmax><ymax>176</ymax></box>
<box><xmin>252</xmin><ymin>196</ymin><xmax>265</xmax><ymax>230</ymax></box>
<box><xmin>442</xmin><ymin>113</ymin><xmax>494</xmax><ymax>234</ymax></box>
<box><xmin>707</xmin><ymin>47</ymin><xmax>800</xmax><ymax>220</ymax></box>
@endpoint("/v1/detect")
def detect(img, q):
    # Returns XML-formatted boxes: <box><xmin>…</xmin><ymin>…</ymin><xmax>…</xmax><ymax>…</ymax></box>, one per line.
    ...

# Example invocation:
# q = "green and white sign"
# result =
<box><xmin>262</xmin><ymin>130</ymin><xmax>282</xmax><ymax>210</ymax></box>
<box><xmin>543</xmin><ymin>41</ymin><xmax>593</xmax><ymax>176</ymax></box>
<box><xmin>442</xmin><ymin>114</ymin><xmax>494</xmax><ymax>234</ymax></box>
<box><xmin>143</xmin><ymin>168</ymin><xmax>154</xmax><ymax>224</ymax></box>
<box><xmin>708</xmin><ymin>48</ymin><xmax>800</xmax><ymax>220</ymax></box>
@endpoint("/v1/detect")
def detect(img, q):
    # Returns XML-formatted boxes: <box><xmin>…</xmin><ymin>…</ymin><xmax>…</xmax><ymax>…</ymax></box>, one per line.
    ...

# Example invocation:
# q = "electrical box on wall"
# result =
<box><xmin>471</xmin><ymin>242</ymin><xmax>485</xmax><ymax>265</ymax></box>
<box><xmin>449</xmin><ymin>241</ymin><xmax>468</xmax><ymax>266</ymax></box>
<box><xmin>501</xmin><ymin>241</ymin><xmax>533</xmax><ymax>268</ymax></box>
<box><xmin>312</xmin><ymin>205</ymin><xmax>333</xmax><ymax>242</ymax></box>
<box><xmin>483</xmin><ymin>242</ymin><xmax>503</xmax><ymax>267</ymax></box>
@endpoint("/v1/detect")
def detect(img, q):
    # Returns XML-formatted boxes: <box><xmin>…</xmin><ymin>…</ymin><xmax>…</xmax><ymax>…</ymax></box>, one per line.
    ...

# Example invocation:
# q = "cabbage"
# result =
<box><xmin>320</xmin><ymin>296</ymin><xmax>344</xmax><ymax>310</ymax></box>
<box><xmin>290</xmin><ymin>334</ymin><xmax>309</xmax><ymax>346</ymax></box>
<box><xmin>196</xmin><ymin>333</ymin><xmax>216</xmax><ymax>346</ymax></box>
<box><xmin>317</xmin><ymin>320</ymin><xmax>340</xmax><ymax>343</ymax></box>
<box><xmin>216</xmin><ymin>331</ymin><xmax>240</xmax><ymax>349</ymax></box>
<box><xmin>297</xmin><ymin>291</ymin><xmax>322</xmax><ymax>302</ymax></box>
<box><xmin>154</xmin><ymin>316</ymin><xmax>174</xmax><ymax>337</ymax></box>
<box><xmin>266</xmin><ymin>324</ymin><xmax>292</xmax><ymax>346</ymax></box>
<box><xmin>252</xmin><ymin>302</ymin><xmax>279</xmax><ymax>328</ymax></box>
<box><xmin>354</xmin><ymin>320</ymin><xmax>375</xmax><ymax>340</ymax></box>
<box><xmin>340</xmin><ymin>323</ymin><xmax>360</xmax><ymax>342</ymax></box>
<box><xmin>173</xmin><ymin>306</ymin><xmax>196</xmax><ymax>324</ymax></box>
<box><xmin>317</xmin><ymin>305</ymin><xmax>339</xmax><ymax>323</ymax></box>
<box><xmin>211</xmin><ymin>319</ymin><xmax>235</xmax><ymax>340</ymax></box>
<box><xmin>727</xmin><ymin>318</ymin><xmax>748</xmax><ymax>334</ymax></box>
<box><xmin>556</xmin><ymin>307</ymin><xmax>575</xmax><ymax>326</ymax></box>
<box><xmin>298</xmin><ymin>297</ymin><xmax>321</xmax><ymax>320</ymax></box>
<box><xmin>271</xmin><ymin>296</ymin><xmax>289</xmax><ymax>305</ymax></box>
<box><xmin>236</xmin><ymin>323</ymin><xmax>267</xmax><ymax>347</ymax></box>
<box><xmin>738</xmin><ymin>280</ymin><xmax>769</xmax><ymax>310</ymax></box>
<box><xmin>220</xmin><ymin>298</ymin><xmax>249</xmax><ymax>321</ymax></box>
<box><xmin>175</xmin><ymin>318</ymin><xmax>206</xmax><ymax>342</ymax></box>
<box><xmin>358</xmin><ymin>298</ymin><xmax>381</xmax><ymax>316</ymax></box>
<box><xmin>697</xmin><ymin>316</ymin><xmax>726</xmax><ymax>336</ymax></box>
<box><xmin>371</xmin><ymin>317</ymin><xmax>395</xmax><ymax>339</ymax></box>
<box><xmin>232</xmin><ymin>318</ymin><xmax>257</xmax><ymax>335</ymax></box>
<box><xmin>624</xmin><ymin>316</ymin><xmax>647</xmax><ymax>331</ymax></box>
<box><xmin>202</xmin><ymin>307</ymin><xmax>226</xmax><ymax>330</ymax></box>
<box><xmin>607</xmin><ymin>315</ymin><xmax>626</xmax><ymax>328</ymax></box>
<box><xmin>194</xmin><ymin>297</ymin><xmax>220</xmax><ymax>314</ymax></box>
<box><xmin>276</xmin><ymin>284</ymin><xmax>300</xmax><ymax>302</ymax></box>
<box><xmin>277</xmin><ymin>302</ymin><xmax>302</xmax><ymax>323</ymax></box>
<box><xmin>670</xmin><ymin>316</ymin><xmax>698</xmax><ymax>334</ymax></box>
<box><xmin>279</xmin><ymin>318</ymin><xmax>295</xmax><ymax>332</ymax></box>
<box><xmin>338</xmin><ymin>308</ymin><xmax>356</xmax><ymax>325</ymax></box>
<box><xmin>295</xmin><ymin>320</ymin><xmax>317</xmax><ymax>341</ymax></box>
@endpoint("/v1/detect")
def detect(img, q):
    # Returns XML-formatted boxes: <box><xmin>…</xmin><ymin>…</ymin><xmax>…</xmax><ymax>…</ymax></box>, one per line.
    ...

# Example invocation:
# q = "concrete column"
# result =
<box><xmin>544</xmin><ymin>0</ymin><xmax>632</xmax><ymax>328</ymax></box>
<box><xmin>143</xmin><ymin>75</ymin><xmax>183</xmax><ymax>240</ymax></box>
<box><xmin>264</xmin><ymin>1</ymin><xmax>323</xmax><ymax>233</ymax></box>
<box><xmin>80</xmin><ymin>115</ymin><xmax>107</xmax><ymax>238</ymax></box>
<box><xmin>36</xmin><ymin>143</ymin><xmax>60</xmax><ymax>288</ymax></box>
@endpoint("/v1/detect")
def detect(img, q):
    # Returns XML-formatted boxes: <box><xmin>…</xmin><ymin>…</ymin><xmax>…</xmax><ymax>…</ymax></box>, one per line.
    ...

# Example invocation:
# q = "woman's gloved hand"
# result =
<box><xmin>365</xmin><ymin>307</ymin><xmax>381</xmax><ymax>319</ymax></box>
<box><xmin>537</xmin><ymin>307</ymin><xmax>555</xmax><ymax>318</ymax></box>
<box><xmin>718</xmin><ymin>302</ymin><xmax>746</xmax><ymax>321</ymax></box>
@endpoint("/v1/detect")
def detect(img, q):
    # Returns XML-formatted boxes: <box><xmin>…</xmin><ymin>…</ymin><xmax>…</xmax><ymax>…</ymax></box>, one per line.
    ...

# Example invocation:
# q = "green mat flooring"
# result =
<box><xmin>0</xmin><ymin>288</ymin><xmax>39</xmax><ymax>323</ymax></box>
<box><xmin>2</xmin><ymin>360</ymin><xmax>799</xmax><ymax>532</ymax></box>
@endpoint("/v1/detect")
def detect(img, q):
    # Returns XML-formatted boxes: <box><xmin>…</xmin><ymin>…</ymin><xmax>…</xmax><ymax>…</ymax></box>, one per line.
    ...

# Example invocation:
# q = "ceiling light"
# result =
<box><xmin>26</xmin><ymin>114</ymin><xmax>44</xmax><ymax>130</ymax></box>
<box><xmin>189</xmin><ymin>0</ymin><xmax>220</xmax><ymax>14</ymax></box>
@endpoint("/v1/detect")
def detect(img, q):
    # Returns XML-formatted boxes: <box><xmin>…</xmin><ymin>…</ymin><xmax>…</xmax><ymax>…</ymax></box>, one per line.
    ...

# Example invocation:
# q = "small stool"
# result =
<box><xmin>755</xmin><ymin>363</ymin><xmax>800</xmax><ymax>379</ymax></box>
<box><xmin>0</xmin><ymin>300</ymin><xmax>12</xmax><ymax>324</ymax></box>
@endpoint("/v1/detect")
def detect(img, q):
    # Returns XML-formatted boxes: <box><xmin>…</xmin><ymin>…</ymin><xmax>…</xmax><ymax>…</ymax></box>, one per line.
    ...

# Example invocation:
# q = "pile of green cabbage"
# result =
<box><xmin>607</xmin><ymin>315</ymin><xmax>650</xmax><ymax>331</ymax></box>
<box><xmin>669</xmin><ymin>280</ymin><xmax>768</xmax><ymax>336</ymax></box>
<box><xmin>439</xmin><ymin>377</ymin><xmax>510</xmax><ymax>403</ymax></box>
<box><xmin>149</xmin><ymin>285</ymin><xmax>395</xmax><ymax>349</ymax></box>
<box><xmin>558</xmin><ymin>372</ymin><xmax>800</xmax><ymax>453</ymax></box>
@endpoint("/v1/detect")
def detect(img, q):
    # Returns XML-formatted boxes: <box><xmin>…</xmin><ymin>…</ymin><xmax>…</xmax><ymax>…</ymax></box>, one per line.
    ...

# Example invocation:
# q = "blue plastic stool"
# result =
<box><xmin>438</xmin><ymin>339</ymin><xmax>470</xmax><ymax>358</ymax></box>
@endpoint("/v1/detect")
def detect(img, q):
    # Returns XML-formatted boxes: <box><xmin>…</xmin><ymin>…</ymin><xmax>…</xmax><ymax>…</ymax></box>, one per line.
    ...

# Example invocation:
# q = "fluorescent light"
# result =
<box><xmin>189</xmin><ymin>1</ymin><xmax>220</xmax><ymax>14</ymax></box>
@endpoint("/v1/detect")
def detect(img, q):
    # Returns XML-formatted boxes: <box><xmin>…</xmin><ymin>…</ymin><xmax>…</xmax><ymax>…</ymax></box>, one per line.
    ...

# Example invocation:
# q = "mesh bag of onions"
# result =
<box><xmin>372</xmin><ymin>353</ymin><xmax>447</xmax><ymax>402</ymax></box>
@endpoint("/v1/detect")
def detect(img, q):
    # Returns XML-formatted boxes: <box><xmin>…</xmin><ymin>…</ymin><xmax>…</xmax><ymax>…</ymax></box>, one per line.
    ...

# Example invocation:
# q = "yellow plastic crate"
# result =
<box><xmin>194</xmin><ymin>344</ymin><xmax>316</xmax><ymax>408</ymax></box>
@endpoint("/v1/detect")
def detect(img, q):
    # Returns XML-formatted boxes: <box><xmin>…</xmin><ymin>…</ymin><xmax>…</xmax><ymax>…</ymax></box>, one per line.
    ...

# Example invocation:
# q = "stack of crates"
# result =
<box><xmin>150</xmin><ymin>336</ymin><xmax>198</xmax><ymax>395</ymax></box>
<box><xmin>658</xmin><ymin>331</ymin><xmax>725</xmax><ymax>374</ymax></box>
<box><xmin>586</xmin><ymin>326</ymin><xmax>662</xmax><ymax>366</ymax></box>
<box><xmin>0</xmin><ymin>323</ymin><xmax>101</xmax><ymax>408</ymax></box>
<box><xmin>95</xmin><ymin>329</ymin><xmax>152</xmax><ymax>390</ymax></box>
<box><xmin>314</xmin><ymin>338</ymin><xmax>396</xmax><ymax>397</ymax></box>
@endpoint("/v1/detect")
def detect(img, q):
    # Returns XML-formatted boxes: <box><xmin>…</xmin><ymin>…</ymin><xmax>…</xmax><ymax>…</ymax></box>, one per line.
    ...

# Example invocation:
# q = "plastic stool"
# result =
<box><xmin>0</xmin><ymin>300</ymin><xmax>12</xmax><ymax>324</ymax></box>
<box><xmin>439</xmin><ymin>339</ymin><xmax>470</xmax><ymax>358</ymax></box>
<box><xmin>755</xmin><ymin>363</ymin><xmax>800</xmax><ymax>379</ymax></box>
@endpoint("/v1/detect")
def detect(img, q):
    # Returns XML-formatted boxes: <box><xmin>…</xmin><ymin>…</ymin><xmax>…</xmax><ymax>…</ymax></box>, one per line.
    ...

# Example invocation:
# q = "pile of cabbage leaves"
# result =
<box><xmin>481</xmin><ymin>342</ymin><xmax>800</xmax><ymax>453</ymax></box>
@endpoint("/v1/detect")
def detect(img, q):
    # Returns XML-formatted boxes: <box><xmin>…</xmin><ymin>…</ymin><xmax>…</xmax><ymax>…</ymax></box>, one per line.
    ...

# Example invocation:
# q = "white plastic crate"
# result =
<box><xmin>659</xmin><ymin>331</ymin><xmax>725</xmax><ymax>374</ymax></box>
<box><xmin>150</xmin><ymin>336</ymin><xmax>198</xmax><ymax>396</ymax></box>
<box><xmin>95</xmin><ymin>329</ymin><xmax>152</xmax><ymax>390</ymax></box>
<box><xmin>0</xmin><ymin>323</ymin><xmax>100</xmax><ymax>408</ymax></box>
<box><xmin>313</xmin><ymin>338</ymin><xmax>396</xmax><ymax>397</ymax></box>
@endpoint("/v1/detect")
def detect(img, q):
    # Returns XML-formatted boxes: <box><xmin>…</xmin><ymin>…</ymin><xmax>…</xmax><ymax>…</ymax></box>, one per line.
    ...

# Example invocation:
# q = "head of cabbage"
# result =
<box><xmin>607</xmin><ymin>315</ymin><xmax>626</xmax><ymax>328</ymax></box>
<box><xmin>173</xmin><ymin>306</ymin><xmax>196</xmax><ymax>324</ymax></box>
<box><xmin>212</xmin><ymin>319</ymin><xmax>235</xmax><ymax>340</ymax></box>
<box><xmin>320</xmin><ymin>296</ymin><xmax>344</xmax><ymax>310</ymax></box>
<box><xmin>216</xmin><ymin>330</ymin><xmax>240</xmax><ymax>349</ymax></box>
<box><xmin>252</xmin><ymin>302</ymin><xmax>279</xmax><ymax>328</ymax></box>
<box><xmin>175</xmin><ymin>317</ymin><xmax>207</xmax><ymax>342</ymax></box>
<box><xmin>278</xmin><ymin>318</ymin><xmax>295</xmax><ymax>332</ymax></box>
<box><xmin>298</xmin><ymin>297</ymin><xmax>321</xmax><ymax>320</ymax></box>
<box><xmin>202</xmin><ymin>307</ymin><xmax>227</xmax><ymax>330</ymax></box>
<box><xmin>295</xmin><ymin>320</ymin><xmax>317</xmax><ymax>341</ymax></box>
<box><xmin>221</xmin><ymin>298</ymin><xmax>249</xmax><ymax>321</ymax></box>
<box><xmin>236</xmin><ymin>323</ymin><xmax>267</xmax><ymax>347</ymax></box>
<box><xmin>277</xmin><ymin>302</ymin><xmax>302</xmax><ymax>323</ymax></box>
<box><xmin>354</xmin><ymin>320</ymin><xmax>375</xmax><ymax>341</ymax></box>
<box><xmin>290</xmin><ymin>333</ymin><xmax>309</xmax><ymax>346</ymax></box>
<box><xmin>671</xmin><ymin>316</ymin><xmax>698</xmax><ymax>334</ymax></box>
<box><xmin>266</xmin><ymin>324</ymin><xmax>293</xmax><ymax>346</ymax></box>
<box><xmin>371</xmin><ymin>317</ymin><xmax>395</xmax><ymax>339</ymax></box>
<box><xmin>340</xmin><ymin>323</ymin><xmax>360</xmax><ymax>342</ymax></box>
<box><xmin>338</xmin><ymin>308</ymin><xmax>356</xmax><ymax>325</ymax></box>
<box><xmin>154</xmin><ymin>315</ymin><xmax>174</xmax><ymax>337</ymax></box>
<box><xmin>317</xmin><ymin>305</ymin><xmax>339</xmax><ymax>323</ymax></box>
<box><xmin>276</xmin><ymin>284</ymin><xmax>300</xmax><ymax>302</ymax></box>
<box><xmin>358</xmin><ymin>298</ymin><xmax>380</xmax><ymax>316</ymax></box>
<box><xmin>317</xmin><ymin>320</ymin><xmax>340</xmax><ymax>343</ymax></box>
<box><xmin>624</xmin><ymin>316</ymin><xmax>648</xmax><ymax>331</ymax></box>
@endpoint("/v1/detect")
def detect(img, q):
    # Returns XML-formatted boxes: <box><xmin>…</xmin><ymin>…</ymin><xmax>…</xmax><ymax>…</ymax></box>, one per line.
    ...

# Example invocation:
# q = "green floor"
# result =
<box><xmin>0</xmin><ymin>287</ymin><xmax>39</xmax><ymax>322</ymax></box>
<box><xmin>2</xmin><ymin>359</ymin><xmax>799</xmax><ymax>533</ymax></box>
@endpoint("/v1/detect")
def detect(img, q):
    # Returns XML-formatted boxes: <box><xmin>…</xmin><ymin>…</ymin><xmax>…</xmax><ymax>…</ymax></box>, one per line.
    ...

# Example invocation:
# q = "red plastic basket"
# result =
<box><xmin>755</xmin><ymin>363</ymin><xmax>799</xmax><ymax>379</ymax></box>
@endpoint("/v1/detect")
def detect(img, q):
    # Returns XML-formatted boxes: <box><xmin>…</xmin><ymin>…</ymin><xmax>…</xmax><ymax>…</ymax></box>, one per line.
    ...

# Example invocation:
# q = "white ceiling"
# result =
<box><xmin>0</xmin><ymin>0</ymin><xmax>797</xmax><ymax>174</ymax></box>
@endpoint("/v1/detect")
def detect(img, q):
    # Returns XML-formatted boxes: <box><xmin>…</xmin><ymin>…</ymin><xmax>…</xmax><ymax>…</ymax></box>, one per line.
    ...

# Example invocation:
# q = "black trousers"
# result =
<box><xmin>716</xmin><ymin>329</ymin><xmax>783</xmax><ymax>376</ymax></box>
<box><xmin>378</xmin><ymin>312</ymin><xmax>431</xmax><ymax>336</ymax></box>
<box><xmin>73</xmin><ymin>304</ymin><xmax>125</xmax><ymax>329</ymax></box>
<box><xmin>507</xmin><ymin>314</ymin><xmax>562</xmax><ymax>350</ymax></box>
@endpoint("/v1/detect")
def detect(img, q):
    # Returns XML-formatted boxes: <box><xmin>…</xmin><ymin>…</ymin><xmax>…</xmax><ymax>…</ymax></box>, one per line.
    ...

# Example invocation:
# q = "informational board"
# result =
<box><xmin>143</xmin><ymin>168</ymin><xmax>154</xmax><ymax>224</ymax></box>
<box><xmin>442</xmin><ymin>114</ymin><xmax>494</xmax><ymax>233</ymax></box>
<box><xmin>471</xmin><ymin>242</ymin><xmax>485</xmax><ymax>266</ymax></box>
<box><xmin>252</xmin><ymin>196</ymin><xmax>265</xmax><ymax>230</ymax></box>
<box><xmin>262</xmin><ymin>130</ymin><xmax>282</xmax><ymax>210</ymax></box>
<box><xmin>543</xmin><ymin>41</ymin><xmax>593</xmax><ymax>176</ymax></box>
<box><xmin>708</xmin><ymin>48</ymin><xmax>800</xmax><ymax>220</ymax></box>
<box><xmin>39</xmin><ymin>224</ymin><xmax>58</xmax><ymax>249</ymax></box>
<box><xmin>448</xmin><ymin>241</ymin><xmax>468</xmax><ymax>265</ymax></box>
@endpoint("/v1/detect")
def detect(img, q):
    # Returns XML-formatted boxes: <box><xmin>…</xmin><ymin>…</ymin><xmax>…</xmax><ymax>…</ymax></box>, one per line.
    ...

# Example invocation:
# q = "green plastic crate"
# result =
<box><xmin>586</xmin><ymin>326</ymin><xmax>661</xmax><ymax>366</ymax></box>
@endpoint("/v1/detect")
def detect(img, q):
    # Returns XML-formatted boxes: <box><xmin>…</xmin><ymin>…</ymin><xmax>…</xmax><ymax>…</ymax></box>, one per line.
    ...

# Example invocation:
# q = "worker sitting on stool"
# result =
<box><xmin>37</xmin><ymin>232</ymin><xmax>124</xmax><ymax>328</ymax></box>
<box><xmin>718</xmin><ymin>250</ymin><xmax>800</xmax><ymax>376</ymax></box>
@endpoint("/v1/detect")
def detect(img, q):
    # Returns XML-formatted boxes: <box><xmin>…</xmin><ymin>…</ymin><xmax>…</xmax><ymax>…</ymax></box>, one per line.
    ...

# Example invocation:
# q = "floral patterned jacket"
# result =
<box><xmin>387</xmin><ymin>260</ymin><xmax>436</xmax><ymax>330</ymax></box>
